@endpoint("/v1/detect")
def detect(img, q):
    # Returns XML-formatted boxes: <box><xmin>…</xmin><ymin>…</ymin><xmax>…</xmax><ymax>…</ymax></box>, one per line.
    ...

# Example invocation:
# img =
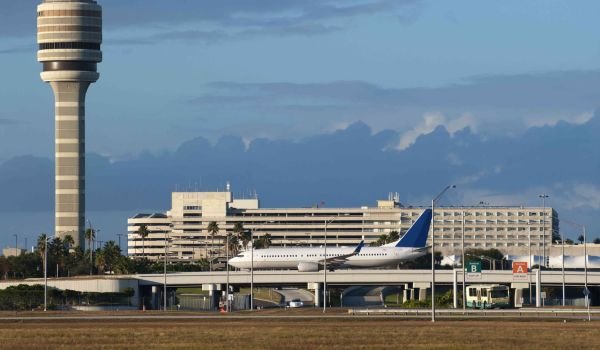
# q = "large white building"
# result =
<box><xmin>127</xmin><ymin>190</ymin><xmax>558</xmax><ymax>262</ymax></box>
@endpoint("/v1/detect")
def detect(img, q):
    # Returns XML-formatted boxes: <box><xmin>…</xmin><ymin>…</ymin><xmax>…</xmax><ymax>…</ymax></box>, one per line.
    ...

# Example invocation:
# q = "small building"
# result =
<box><xmin>2</xmin><ymin>247</ymin><xmax>25</xmax><ymax>257</ymax></box>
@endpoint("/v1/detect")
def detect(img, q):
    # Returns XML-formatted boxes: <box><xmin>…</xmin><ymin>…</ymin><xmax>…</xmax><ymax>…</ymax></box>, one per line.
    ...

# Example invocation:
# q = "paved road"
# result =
<box><xmin>0</xmin><ymin>308</ymin><xmax>597</xmax><ymax>321</ymax></box>
<box><xmin>275</xmin><ymin>288</ymin><xmax>314</xmax><ymax>306</ymax></box>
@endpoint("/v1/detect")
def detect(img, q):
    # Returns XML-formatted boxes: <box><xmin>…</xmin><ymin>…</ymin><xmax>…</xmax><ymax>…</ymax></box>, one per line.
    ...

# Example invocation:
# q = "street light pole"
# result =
<box><xmin>561</xmin><ymin>219</ymin><xmax>589</xmax><ymax>316</ymax></box>
<box><xmin>538</xmin><ymin>194</ymin><xmax>548</xmax><ymax>308</ymax></box>
<box><xmin>44</xmin><ymin>236</ymin><xmax>48</xmax><ymax>311</ymax></box>
<box><xmin>528</xmin><ymin>224</ymin><xmax>532</xmax><ymax>305</ymax></box>
<box><xmin>539</xmin><ymin>194</ymin><xmax>548</xmax><ymax>268</ymax></box>
<box><xmin>164</xmin><ymin>230</ymin><xmax>168</xmax><ymax>311</ymax></box>
<box><xmin>87</xmin><ymin>219</ymin><xmax>93</xmax><ymax>275</ymax></box>
<box><xmin>584</xmin><ymin>225</ymin><xmax>588</xmax><ymax>311</ymax></box>
<box><xmin>322</xmin><ymin>216</ymin><xmax>341</xmax><ymax>313</ymax></box>
<box><xmin>250</xmin><ymin>229</ymin><xmax>254</xmax><ymax>311</ymax></box>
<box><xmin>432</xmin><ymin>184</ymin><xmax>456</xmax><ymax>322</ymax></box>
<box><xmin>461</xmin><ymin>211</ymin><xmax>466</xmax><ymax>312</ymax></box>
<box><xmin>226</xmin><ymin>233</ymin><xmax>230</xmax><ymax>312</ymax></box>
<box><xmin>14</xmin><ymin>234</ymin><xmax>18</xmax><ymax>256</ymax></box>
<box><xmin>561</xmin><ymin>231</ymin><xmax>565</xmax><ymax>307</ymax></box>
<box><xmin>117</xmin><ymin>233</ymin><xmax>124</xmax><ymax>252</ymax></box>
<box><xmin>323</xmin><ymin>219</ymin><xmax>329</xmax><ymax>313</ymax></box>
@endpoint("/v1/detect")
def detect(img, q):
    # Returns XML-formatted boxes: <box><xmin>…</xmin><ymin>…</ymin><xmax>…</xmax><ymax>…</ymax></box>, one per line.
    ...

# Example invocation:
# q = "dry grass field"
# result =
<box><xmin>1</xmin><ymin>315</ymin><xmax>599</xmax><ymax>350</ymax></box>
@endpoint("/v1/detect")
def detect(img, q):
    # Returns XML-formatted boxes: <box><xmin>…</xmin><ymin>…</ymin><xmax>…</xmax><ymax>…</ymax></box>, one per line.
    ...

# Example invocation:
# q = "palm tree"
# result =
<box><xmin>36</xmin><ymin>233</ymin><xmax>48</xmax><ymax>259</ymax></box>
<box><xmin>49</xmin><ymin>237</ymin><xmax>65</xmax><ymax>277</ymax></box>
<box><xmin>260</xmin><ymin>233</ymin><xmax>272</xmax><ymax>249</ymax></box>
<box><xmin>85</xmin><ymin>228</ymin><xmax>96</xmax><ymax>274</ymax></box>
<box><xmin>233</xmin><ymin>223</ymin><xmax>251</xmax><ymax>250</ymax></box>
<box><xmin>100</xmin><ymin>240</ymin><xmax>121</xmax><ymax>274</ymax></box>
<box><xmin>85</xmin><ymin>228</ymin><xmax>96</xmax><ymax>253</ymax></box>
<box><xmin>63</xmin><ymin>235</ymin><xmax>75</xmax><ymax>251</ymax></box>
<box><xmin>62</xmin><ymin>235</ymin><xmax>75</xmax><ymax>277</ymax></box>
<box><xmin>372</xmin><ymin>234</ymin><xmax>388</xmax><ymax>247</ymax></box>
<box><xmin>95</xmin><ymin>249</ymin><xmax>106</xmax><ymax>275</ymax></box>
<box><xmin>224</xmin><ymin>233</ymin><xmax>240</xmax><ymax>257</ymax></box>
<box><xmin>36</xmin><ymin>233</ymin><xmax>48</xmax><ymax>278</ymax></box>
<box><xmin>388</xmin><ymin>230</ymin><xmax>400</xmax><ymax>243</ymax></box>
<box><xmin>578</xmin><ymin>234</ymin><xmax>585</xmax><ymax>244</ymax></box>
<box><xmin>137</xmin><ymin>224</ymin><xmax>150</xmax><ymax>258</ymax></box>
<box><xmin>207</xmin><ymin>221</ymin><xmax>219</xmax><ymax>262</ymax></box>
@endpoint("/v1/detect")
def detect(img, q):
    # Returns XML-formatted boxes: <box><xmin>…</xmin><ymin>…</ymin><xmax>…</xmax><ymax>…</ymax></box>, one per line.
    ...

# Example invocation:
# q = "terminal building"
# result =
<box><xmin>127</xmin><ymin>188</ymin><xmax>558</xmax><ymax>262</ymax></box>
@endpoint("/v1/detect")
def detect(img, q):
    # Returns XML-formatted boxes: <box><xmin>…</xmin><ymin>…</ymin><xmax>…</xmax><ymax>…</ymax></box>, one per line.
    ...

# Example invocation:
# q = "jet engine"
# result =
<box><xmin>297</xmin><ymin>262</ymin><xmax>320</xmax><ymax>272</ymax></box>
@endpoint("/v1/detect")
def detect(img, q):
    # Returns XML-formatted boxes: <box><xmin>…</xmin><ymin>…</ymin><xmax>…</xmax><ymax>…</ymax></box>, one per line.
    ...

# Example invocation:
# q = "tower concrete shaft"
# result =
<box><xmin>37</xmin><ymin>0</ymin><xmax>102</xmax><ymax>248</ymax></box>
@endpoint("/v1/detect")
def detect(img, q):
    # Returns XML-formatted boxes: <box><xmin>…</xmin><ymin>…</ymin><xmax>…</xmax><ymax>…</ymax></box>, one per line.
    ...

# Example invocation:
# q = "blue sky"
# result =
<box><xmin>0</xmin><ymin>0</ymin><xmax>599</xmax><ymax>248</ymax></box>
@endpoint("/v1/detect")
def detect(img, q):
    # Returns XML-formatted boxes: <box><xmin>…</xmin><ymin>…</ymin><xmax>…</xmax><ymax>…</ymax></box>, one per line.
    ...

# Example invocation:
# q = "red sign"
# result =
<box><xmin>512</xmin><ymin>262</ymin><xmax>528</xmax><ymax>281</ymax></box>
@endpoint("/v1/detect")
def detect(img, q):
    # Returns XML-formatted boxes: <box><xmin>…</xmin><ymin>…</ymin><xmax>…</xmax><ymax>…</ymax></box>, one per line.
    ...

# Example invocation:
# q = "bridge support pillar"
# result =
<box><xmin>403</xmin><ymin>289</ymin><xmax>409</xmax><ymax>303</ymax></box>
<box><xmin>413</xmin><ymin>282</ymin><xmax>430</xmax><ymax>302</ymax></box>
<box><xmin>409</xmin><ymin>288</ymin><xmax>415</xmax><ymax>301</ymax></box>
<box><xmin>314</xmin><ymin>283</ymin><xmax>321</xmax><ymax>307</ymax></box>
<box><xmin>453</xmin><ymin>268</ymin><xmax>458</xmax><ymax>308</ymax></box>
<box><xmin>418</xmin><ymin>288</ymin><xmax>426</xmax><ymax>302</ymax></box>
<box><xmin>151</xmin><ymin>286</ymin><xmax>159</xmax><ymax>310</ymax></box>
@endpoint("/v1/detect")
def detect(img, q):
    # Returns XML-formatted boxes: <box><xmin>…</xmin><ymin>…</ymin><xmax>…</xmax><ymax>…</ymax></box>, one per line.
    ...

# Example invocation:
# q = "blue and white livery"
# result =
<box><xmin>228</xmin><ymin>209</ymin><xmax>432</xmax><ymax>272</ymax></box>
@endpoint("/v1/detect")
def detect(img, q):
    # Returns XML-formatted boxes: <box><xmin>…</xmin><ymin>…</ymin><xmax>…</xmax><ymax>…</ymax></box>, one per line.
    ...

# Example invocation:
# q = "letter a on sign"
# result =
<box><xmin>512</xmin><ymin>262</ymin><xmax>528</xmax><ymax>281</ymax></box>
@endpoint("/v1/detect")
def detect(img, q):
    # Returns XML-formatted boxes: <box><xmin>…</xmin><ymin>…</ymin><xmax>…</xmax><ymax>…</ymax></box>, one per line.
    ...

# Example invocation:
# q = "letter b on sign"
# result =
<box><xmin>467</xmin><ymin>261</ymin><xmax>481</xmax><ymax>273</ymax></box>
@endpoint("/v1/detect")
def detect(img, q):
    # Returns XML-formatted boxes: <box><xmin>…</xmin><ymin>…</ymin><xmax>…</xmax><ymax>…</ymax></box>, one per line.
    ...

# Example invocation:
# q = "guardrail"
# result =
<box><xmin>348</xmin><ymin>308</ymin><xmax>597</xmax><ymax>318</ymax></box>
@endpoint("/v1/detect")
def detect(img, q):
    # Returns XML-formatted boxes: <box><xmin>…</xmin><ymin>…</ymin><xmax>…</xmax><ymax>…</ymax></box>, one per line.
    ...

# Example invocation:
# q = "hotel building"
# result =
<box><xmin>127</xmin><ymin>190</ymin><xmax>557</xmax><ymax>262</ymax></box>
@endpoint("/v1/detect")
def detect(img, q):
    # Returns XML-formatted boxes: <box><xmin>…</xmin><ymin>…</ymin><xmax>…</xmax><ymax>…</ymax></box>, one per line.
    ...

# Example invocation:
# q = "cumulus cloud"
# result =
<box><xmin>525</xmin><ymin>111</ymin><xmax>594</xmax><ymax>128</ymax></box>
<box><xmin>189</xmin><ymin>71</ymin><xmax>600</xmax><ymax>143</ymax></box>
<box><xmin>396</xmin><ymin>112</ymin><xmax>476</xmax><ymax>150</ymax></box>
<box><xmin>1</xmin><ymin>0</ymin><xmax>422</xmax><ymax>40</ymax></box>
<box><xmin>454</xmin><ymin>166</ymin><xmax>502</xmax><ymax>186</ymax></box>
<box><xmin>556</xmin><ymin>183</ymin><xmax>600</xmax><ymax>210</ymax></box>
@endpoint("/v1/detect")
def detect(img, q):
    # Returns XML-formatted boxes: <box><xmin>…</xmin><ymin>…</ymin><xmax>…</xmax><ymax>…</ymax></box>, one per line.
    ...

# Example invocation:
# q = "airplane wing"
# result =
<box><xmin>321</xmin><ymin>240</ymin><xmax>364</xmax><ymax>270</ymax></box>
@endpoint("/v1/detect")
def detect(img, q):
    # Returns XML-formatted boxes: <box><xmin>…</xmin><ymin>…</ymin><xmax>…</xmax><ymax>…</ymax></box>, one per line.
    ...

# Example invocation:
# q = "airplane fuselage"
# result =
<box><xmin>228</xmin><ymin>246</ymin><xmax>425</xmax><ymax>270</ymax></box>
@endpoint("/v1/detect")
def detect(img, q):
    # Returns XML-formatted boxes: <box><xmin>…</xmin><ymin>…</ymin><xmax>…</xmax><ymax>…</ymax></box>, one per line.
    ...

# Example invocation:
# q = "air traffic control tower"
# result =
<box><xmin>37</xmin><ymin>0</ymin><xmax>102</xmax><ymax>247</ymax></box>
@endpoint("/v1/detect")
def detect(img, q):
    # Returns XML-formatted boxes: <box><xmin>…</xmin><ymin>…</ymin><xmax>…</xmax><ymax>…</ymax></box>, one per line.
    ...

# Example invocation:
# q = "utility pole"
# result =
<box><xmin>462</xmin><ymin>211</ymin><xmax>466</xmax><ymax>312</ymax></box>
<box><xmin>431</xmin><ymin>184</ymin><xmax>456</xmax><ymax>322</ymax></box>
<box><xmin>117</xmin><ymin>233</ymin><xmax>124</xmax><ymax>252</ymax></box>
<box><xmin>164</xmin><ymin>231</ymin><xmax>168</xmax><ymax>311</ymax></box>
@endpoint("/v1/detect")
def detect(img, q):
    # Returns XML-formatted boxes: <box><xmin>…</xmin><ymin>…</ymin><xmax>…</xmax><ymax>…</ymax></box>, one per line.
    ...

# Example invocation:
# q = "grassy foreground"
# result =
<box><xmin>1</xmin><ymin>317</ymin><xmax>599</xmax><ymax>350</ymax></box>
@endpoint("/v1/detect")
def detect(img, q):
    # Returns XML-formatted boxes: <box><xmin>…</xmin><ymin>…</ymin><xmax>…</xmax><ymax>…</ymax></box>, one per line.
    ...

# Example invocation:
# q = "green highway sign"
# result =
<box><xmin>467</xmin><ymin>261</ymin><xmax>481</xmax><ymax>273</ymax></box>
<box><xmin>466</xmin><ymin>261</ymin><xmax>482</xmax><ymax>280</ymax></box>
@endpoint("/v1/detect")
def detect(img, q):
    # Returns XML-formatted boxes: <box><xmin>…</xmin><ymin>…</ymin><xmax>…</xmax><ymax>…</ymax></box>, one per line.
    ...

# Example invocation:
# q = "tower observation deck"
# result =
<box><xmin>37</xmin><ymin>0</ymin><xmax>102</xmax><ymax>248</ymax></box>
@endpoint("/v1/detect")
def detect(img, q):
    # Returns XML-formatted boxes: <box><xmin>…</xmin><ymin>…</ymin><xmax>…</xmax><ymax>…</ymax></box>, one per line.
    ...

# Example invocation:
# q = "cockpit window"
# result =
<box><xmin>235</xmin><ymin>254</ymin><xmax>244</xmax><ymax>258</ymax></box>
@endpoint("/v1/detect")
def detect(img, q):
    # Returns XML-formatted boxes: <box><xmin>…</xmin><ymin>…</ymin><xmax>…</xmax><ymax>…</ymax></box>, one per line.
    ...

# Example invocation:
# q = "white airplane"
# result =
<box><xmin>228</xmin><ymin>209</ymin><xmax>432</xmax><ymax>272</ymax></box>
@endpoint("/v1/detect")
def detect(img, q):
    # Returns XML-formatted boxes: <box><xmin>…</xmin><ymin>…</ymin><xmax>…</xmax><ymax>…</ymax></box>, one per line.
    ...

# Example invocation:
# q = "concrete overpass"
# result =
<box><xmin>134</xmin><ymin>269</ymin><xmax>600</xmax><ymax>287</ymax></box>
<box><xmin>134</xmin><ymin>269</ymin><xmax>599</xmax><ymax>308</ymax></box>
<box><xmin>1</xmin><ymin>269</ymin><xmax>598</xmax><ymax>309</ymax></box>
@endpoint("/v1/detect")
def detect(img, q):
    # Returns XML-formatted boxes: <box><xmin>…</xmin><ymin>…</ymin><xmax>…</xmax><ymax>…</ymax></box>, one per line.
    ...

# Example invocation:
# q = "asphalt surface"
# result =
<box><xmin>275</xmin><ymin>288</ymin><xmax>315</xmax><ymax>306</ymax></box>
<box><xmin>0</xmin><ymin>308</ymin><xmax>597</xmax><ymax>321</ymax></box>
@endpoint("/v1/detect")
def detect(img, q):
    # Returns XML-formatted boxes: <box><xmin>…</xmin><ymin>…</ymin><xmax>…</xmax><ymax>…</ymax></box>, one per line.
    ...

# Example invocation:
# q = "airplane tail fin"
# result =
<box><xmin>386</xmin><ymin>209</ymin><xmax>432</xmax><ymax>248</ymax></box>
<box><xmin>353</xmin><ymin>239</ymin><xmax>365</xmax><ymax>254</ymax></box>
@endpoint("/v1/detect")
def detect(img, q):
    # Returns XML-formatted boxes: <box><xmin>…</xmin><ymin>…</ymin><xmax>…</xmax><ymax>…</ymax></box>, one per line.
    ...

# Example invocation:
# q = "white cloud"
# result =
<box><xmin>454</xmin><ymin>166</ymin><xmax>502</xmax><ymax>186</ymax></box>
<box><xmin>446</xmin><ymin>152</ymin><xmax>462</xmax><ymax>166</ymax></box>
<box><xmin>457</xmin><ymin>183</ymin><xmax>600</xmax><ymax>212</ymax></box>
<box><xmin>557</xmin><ymin>183</ymin><xmax>600</xmax><ymax>210</ymax></box>
<box><xmin>525</xmin><ymin>111</ymin><xmax>594</xmax><ymax>128</ymax></box>
<box><xmin>396</xmin><ymin>112</ymin><xmax>477</xmax><ymax>150</ymax></box>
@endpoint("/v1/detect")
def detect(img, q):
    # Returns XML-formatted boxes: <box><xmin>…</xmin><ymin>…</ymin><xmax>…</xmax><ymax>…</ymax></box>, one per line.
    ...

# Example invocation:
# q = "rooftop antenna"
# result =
<box><xmin>226</xmin><ymin>181</ymin><xmax>231</xmax><ymax>192</ymax></box>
